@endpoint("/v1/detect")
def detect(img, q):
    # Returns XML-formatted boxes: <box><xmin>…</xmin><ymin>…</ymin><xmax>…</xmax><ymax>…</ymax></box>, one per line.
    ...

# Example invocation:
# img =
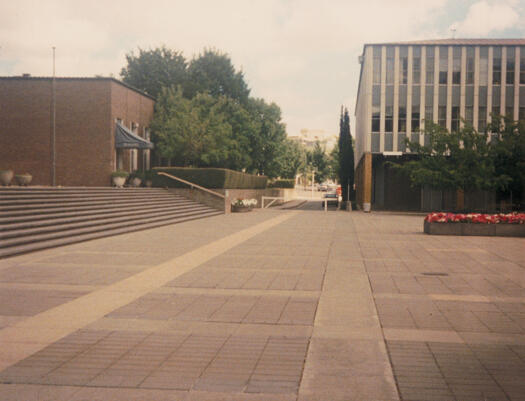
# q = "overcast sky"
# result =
<box><xmin>1</xmin><ymin>0</ymin><xmax>524</xmax><ymax>138</ymax></box>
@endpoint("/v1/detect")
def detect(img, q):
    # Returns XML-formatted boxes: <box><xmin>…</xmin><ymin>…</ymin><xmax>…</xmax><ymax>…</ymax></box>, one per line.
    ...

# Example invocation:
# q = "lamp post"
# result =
<box><xmin>51</xmin><ymin>46</ymin><xmax>56</xmax><ymax>186</ymax></box>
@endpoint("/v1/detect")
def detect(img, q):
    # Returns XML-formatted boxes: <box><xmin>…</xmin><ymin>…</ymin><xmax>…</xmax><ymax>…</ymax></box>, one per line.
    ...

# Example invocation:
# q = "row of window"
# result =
<box><xmin>373</xmin><ymin>45</ymin><xmax>525</xmax><ymax>86</ymax></box>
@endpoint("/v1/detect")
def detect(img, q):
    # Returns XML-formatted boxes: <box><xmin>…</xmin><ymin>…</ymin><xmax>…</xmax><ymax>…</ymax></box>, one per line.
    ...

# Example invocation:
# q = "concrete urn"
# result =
<box><xmin>0</xmin><ymin>170</ymin><xmax>14</xmax><ymax>186</ymax></box>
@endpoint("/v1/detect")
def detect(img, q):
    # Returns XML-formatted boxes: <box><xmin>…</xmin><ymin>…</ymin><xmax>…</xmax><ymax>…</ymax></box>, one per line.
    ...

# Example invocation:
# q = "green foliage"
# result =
<box><xmin>268</xmin><ymin>179</ymin><xmax>295</xmax><ymax>188</ymax></box>
<box><xmin>153</xmin><ymin>167</ymin><xmax>267</xmax><ymax>189</ymax></box>
<box><xmin>120</xmin><ymin>46</ymin><xmax>186</xmax><ymax>98</ymax></box>
<box><xmin>245</xmin><ymin>98</ymin><xmax>287</xmax><ymax>178</ymax></box>
<box><xmin>111</xmin><ymin>170</ymin><xmax>129</xmax><ymax>178</ymax></box>
<box><xmin>392</xmin><ymin>121</ymin><xmax>512</xmax><ymax>192</ymax></box>
<box><xmin>122</xmin><ymin>46</ymin><xmax>290</xmax><ymax>178</ymax></box>
<box><xmin>309</xmin><ymin>141</ymin><xmax>329</xmax><ymax>184</ymax></box>
<box><xmin>338</xmin><ymin>107</ymin><xmax>354</xmax><ymax>202</ymax></box>
<box><xmin>185</xmin><ymin>49</ymin><xmax>250</xmax><ymax>104</ymax></box>
<box><xmin>274</xmin><ymin>139</ymin><xmax>305</xmax><ymax>179</ymax></box>
<box><xmin>488</xmin><ymin>116</ymin><xmax>525</xmax><ymax>199</ymax></box>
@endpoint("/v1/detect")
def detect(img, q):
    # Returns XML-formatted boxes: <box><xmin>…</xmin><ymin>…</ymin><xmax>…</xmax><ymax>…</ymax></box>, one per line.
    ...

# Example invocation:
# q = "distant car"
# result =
<box><xmin>322</xmin><ymin>191</ymin><xmax>339</xmax><ymax>207</ymax></box>
<box><xmin>319</xmin><ymin>184</ymin><xmax>327</xmax><ymax>192</ymax></box>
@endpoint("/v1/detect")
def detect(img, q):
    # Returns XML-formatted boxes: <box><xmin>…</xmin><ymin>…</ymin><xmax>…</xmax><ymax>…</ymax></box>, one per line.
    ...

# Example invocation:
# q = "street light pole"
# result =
<box><xmin>51</xmin><ymin>46</ymin><xmax>56</xmax><ymax>186</ymax></box>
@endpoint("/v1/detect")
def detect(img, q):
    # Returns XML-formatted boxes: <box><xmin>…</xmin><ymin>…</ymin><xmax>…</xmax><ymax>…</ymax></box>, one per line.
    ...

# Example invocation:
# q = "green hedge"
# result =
<box><xmin>268</xmin><ymin>179</ymin><xmax>295</xmax><ymax>188</ymax></box>
<box><xmin>152</xmin><ymin>167</ymin><xmax>267</xmax><ymax>189</ymax></box>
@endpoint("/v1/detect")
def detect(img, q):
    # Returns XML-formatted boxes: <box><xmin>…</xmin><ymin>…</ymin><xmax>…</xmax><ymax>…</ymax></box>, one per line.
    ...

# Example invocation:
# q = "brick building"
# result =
<box><xmin>0</xmin><ymin>76</ymin><xmax>155</xmax><ymax>187</ymax></box>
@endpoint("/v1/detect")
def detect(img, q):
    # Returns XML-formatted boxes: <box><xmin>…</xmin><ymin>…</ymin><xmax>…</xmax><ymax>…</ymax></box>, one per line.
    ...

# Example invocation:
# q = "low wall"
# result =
<box><xmin>167</xmin><ymin>188</ymin><xmax>297</xmax><ymax>214</ymax></box>
<box><xmin>424</xmin><ymin>221</ymin><xmax>525</xmax><ymax>237</ymax></box>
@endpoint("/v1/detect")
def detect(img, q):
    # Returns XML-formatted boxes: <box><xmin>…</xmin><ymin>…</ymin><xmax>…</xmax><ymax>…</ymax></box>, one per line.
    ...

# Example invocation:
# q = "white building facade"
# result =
<box><xmin>354</xmin><ymin>39</ymin><xmax>525</xmax><ymax>211</ymax></box>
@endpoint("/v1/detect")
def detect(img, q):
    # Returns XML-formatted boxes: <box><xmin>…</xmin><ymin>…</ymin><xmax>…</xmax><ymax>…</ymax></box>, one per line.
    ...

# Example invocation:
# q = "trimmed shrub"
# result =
<box><xmin>268</xmin><ymin>179</ymin><xmax>295</xmax><ymax>188</ymax></box>
<box><xmin>152</xmin><ymin>167</ymin><xmax>267</xmax><ymax>189</ymax></box>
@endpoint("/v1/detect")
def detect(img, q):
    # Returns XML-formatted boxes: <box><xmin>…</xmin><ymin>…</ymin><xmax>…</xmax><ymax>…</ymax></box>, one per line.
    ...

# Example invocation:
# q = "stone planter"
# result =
<box><xmin>231</xmin><ymin>205</ymin><xmax>253</xmax><ymax>213</ymax></box>
<box><xmin>424</xmin><ymin>221</ymin><xmax>524</xmax><ymax>237</ymax></box>
<box><xmin>131</xmin><ymin>177</ymin><xmax>142</xmax><ymax>187</ymax></box>
<box><xmin>112</xmin><ymin>176</ymin><xmax>126</xmax><ymax>188</ymax></box>
<box><xmin>0</xmin><ymin>170</ymin><xmax>14</xmax><ymax>186</ymax></box>
<box><xmin>15</xmin><ymin>173</ymin><xmax>32</xmax><ymax>186</ymax></box>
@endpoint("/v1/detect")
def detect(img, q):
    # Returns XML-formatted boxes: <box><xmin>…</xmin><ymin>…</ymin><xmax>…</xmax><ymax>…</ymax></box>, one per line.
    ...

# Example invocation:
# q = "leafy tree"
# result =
<box><xmin>338</xmin><ymin>107</ymin><xmax>354</xmax><ymax>202</ymax></box>
<box><xmin>246</xmin><ymin>98</ymin><xmax>287</xmax><ymax>177</ymax></box>
<box><xmin>120</xmin><ymin>46</ymin><xmax>187</xmax><ymax>98</ymax></box>
<box><xmin>275</xmin><ymin>139</ymin><xmax>305</xmax><ymax>179</ymax></box>
<box><xmin>488</xmin><ymin>115</ymin><xmax>525</xmax><ymax>203</ymax></box>
<box><xmin>310</xmin><ymin>141</ymin><xmax>330</xmax><ymax>183</ymax></box>
<box><xmin>392</xmin><ymin>121</ymin><xmax>510</xmax><ymax>192</ymax></box>
<box><xmin>151</xmin><ymin>87</ymin><xmax>239</xmax><ymax>168</ymax></box>
<box><xmin>328</xmin><ymin>144</ymin><xmax>340</xmax><ymax>182</ymax></box>
<box><xmin>185</xmin><ymin>49</ymin><xmax>250</xmax><ymax>104</ymax></box>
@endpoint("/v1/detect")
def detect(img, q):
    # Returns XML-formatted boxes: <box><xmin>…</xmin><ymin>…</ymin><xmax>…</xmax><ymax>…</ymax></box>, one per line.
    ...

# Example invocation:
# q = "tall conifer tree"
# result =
<box><xmin>338</xmin><ymin>107</ymin><xmax>354</xmax><ymax>204</ymax></box>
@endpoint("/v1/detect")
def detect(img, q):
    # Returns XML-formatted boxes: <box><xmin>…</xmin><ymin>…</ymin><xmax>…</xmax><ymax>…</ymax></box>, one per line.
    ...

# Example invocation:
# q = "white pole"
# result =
<box><xmin>51</xmin><ymin>46</ymin><xmax>56</xmax><ymax>187</ymax></box>
<box><xmin>311</xmin><ymin>171</ymin><xmax>315</xmax><ymax>198</ymax></box>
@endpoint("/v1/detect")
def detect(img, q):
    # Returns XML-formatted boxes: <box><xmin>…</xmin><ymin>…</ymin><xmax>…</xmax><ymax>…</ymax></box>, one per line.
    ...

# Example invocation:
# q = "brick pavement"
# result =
<box><xmin>0</xmin><ymin>208</ymin><xmax>523</xmax><ymax>400</ymax></box>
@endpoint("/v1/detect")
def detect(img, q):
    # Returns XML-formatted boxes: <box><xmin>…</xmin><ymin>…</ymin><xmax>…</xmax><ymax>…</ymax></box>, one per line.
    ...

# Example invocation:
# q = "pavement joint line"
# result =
<box><xmin>0</xmin><ymin>211</ymin><xmax>298</xmax><ymax>372</ymax></box>
<box><xmin>0</xmin><ymin>282</ymin><xmax>102</xmax><ymax>293</ymax></box>
<box><xmin>155</xmin><ymin>287</ymin><xmax>321</xmax><ymax>298</ymax></box>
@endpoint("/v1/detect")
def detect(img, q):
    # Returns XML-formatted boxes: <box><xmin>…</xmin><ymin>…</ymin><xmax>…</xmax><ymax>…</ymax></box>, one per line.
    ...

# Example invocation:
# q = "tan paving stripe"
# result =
<box><xmin>0</xmin><ymin>211</ymin><xmax>297</xmax><ymax>371</ymax></box>
<box><xmin>383</xmin><ymin>328</ymin><xmax>465</xmax><ymax>343</ymax></box>
<box><xmin>374</xmin><ymin>292</ymin><xmax>525</xmax><ymax>304</ymax></box>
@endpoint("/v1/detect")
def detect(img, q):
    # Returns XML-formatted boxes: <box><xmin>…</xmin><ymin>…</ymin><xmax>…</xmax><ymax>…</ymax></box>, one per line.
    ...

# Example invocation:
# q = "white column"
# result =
<box><xmin>393</xmin><ymin>46</ymin><xmax>400</xmax><ymax>151</ymax></box>
<box><xmin>380</xmin><ymin>46</ymin><xmax>386</xmax><ymax>152</ymax></box>
<box><xmin>460</xmin><ymin>46</ymin><xmax>466</xmax><ymax>127</ymax></box>
<box><xmin>433</xmin><ymin>46</ymin><xmax>439</xmax><ymax>123</ymax></box>
<box><xmin>473</xmin><ymin>46</ymin><xmax>480</xmax><ymax>130</ymax></box>
<box><xmin>514</xmin><ymin>46</ymin><xmax>520</xmax><ymax>121</ymax></box>
<box><xmin>420</xmin><ymin>46</ymin><xmax>426</xmax><ymax>145</ymax></box>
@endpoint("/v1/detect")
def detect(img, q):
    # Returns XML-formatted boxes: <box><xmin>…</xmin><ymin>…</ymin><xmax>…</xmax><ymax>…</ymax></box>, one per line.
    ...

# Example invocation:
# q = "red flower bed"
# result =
<box><xmin>424</xmin><ymin>212</ymin><xmax>525</xmax><ymax>224</ymax></box>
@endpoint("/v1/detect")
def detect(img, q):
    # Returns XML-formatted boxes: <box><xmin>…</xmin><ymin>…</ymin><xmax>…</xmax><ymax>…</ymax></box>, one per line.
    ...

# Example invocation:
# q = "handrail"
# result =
<box><xmin>157</xmin><ymin>172</ymin><xmax>225</xmax><ymax>199</ymax></box>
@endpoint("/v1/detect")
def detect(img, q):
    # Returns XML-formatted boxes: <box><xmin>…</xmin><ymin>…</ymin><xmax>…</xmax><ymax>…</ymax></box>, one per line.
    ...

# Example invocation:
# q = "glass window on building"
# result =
<box><xmin>466</xmin><ymin>47</ymin><xmax>475</xmax><ymax>84</ymax></box>
<box><xmin>412</xmin><ymin>86</ymin><xmax>420</xmax><ymax>132</ymax></box>
<box><xmin>371</xmin><ymin>133</ymin><xmax>380</xmax><ymax>152</ymax></box>
<box><xmin>398</xmin><ymin>133</ymin><xmax>406</xmax><ymax>152</ymax></box>
<box><xmin>413</xmin><ymin>46</ymin><xmax>421</xmax><ymax>84</ymax></box>
<box><xmin>425</xmin><ymin>85</ymin><xmax>433</xmax><ymax>124</ymax></box>
<box><xmin>426</xmin><ymin>46</ymin><xmax>435</xmax><ymax>84</ymax></box>
<box><xmin>400</xmin><ymin>47</ymin><xmax>408</xmax><ymax>84</ymax></box>
<box><xmin>373</xmin><ymin>46</ymin><xmax>382</xmax><ymax>84</ymax></box>
<box><xmin>452</xmin><ymin>47</ymin><xmax>461</xmax><ymax>84</ymax></box>
<box><xmin>372</xmin><ymin>85</ymin><xmax>380</xmax><ymax>132</ymax></box>
<box><xmin>479</xmin><ymin>85</ymin><xmax>488</xmax><ymax>130</ymax></box>
<box><xmin>386</xmin><ymin>47</ymin><xmax>395</xmax><ymax>84</ymax></box>
<box><xmin>451</xmin><ymin>86</ymin><xmax>460</xmax><ymax>132</ymax></box>
<box><xmin>506</xmin><ymin>47</ymin><xmax>515</xmax><ymax>85</ymax></box>
<box><xmin>520</xmin><ymin>87</ymin><xmax>525</xmax><ymax>121</ymax></box>
<box><xmin>493</xmin><ymin>47</ymin><xmax>502</xmax><ymax>85</ymax></box>
<box><xmin>438</xmin><ymin>86</ymin><xmax>446</xmax><ymax>127</ymax></box>
<box><xmin>492</xmin><ymin>85</ymin><xmax>500</xmax><ymax>118</ymax></box>
<box><xmin>520</xmin><ymin>46</ymin><xmax>525</xmax><ymax>84</ymax></box>
<box><xmin>384</xmin><ymin>133</ymin><xmax>393</xmax><ymax>151</ymax></box>
<box><xmin>479</xmin><ymin>47</ymin><xmax>489</xmax><ymax>86</ymax></box>
<box><xmin>385</xmin><ymin>85</ymin><xmax>394</xmax><ymax>132</ymax></box>
<box><xmin>439</xmin><ymin>46</ymin><xmax>448</xmax><ymax>84</ymax></box>
<box><xmin>505</xmin><ymin>86</ymin><xmax>514</xmax><ymax>118</ymax></box>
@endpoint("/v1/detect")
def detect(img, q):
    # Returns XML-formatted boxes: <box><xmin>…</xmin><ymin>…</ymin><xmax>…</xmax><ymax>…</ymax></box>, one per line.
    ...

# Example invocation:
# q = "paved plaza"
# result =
<box><xmin>0</xmin><ymin>206</ymin><xmax>524</xmax><ymax>401</ymax></box>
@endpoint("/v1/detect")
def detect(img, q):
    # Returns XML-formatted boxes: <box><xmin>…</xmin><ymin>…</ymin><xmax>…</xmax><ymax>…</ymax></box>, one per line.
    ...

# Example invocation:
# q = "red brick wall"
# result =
<box><xmin>0</xmin><ymin>78</ymin><xmax>154</xmax><ymax>186</ymax></box>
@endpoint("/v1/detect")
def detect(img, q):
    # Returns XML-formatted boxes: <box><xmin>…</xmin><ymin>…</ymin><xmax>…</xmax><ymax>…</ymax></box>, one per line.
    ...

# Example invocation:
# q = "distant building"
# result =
<box><xmin>354</xmin><ymin>39</ymin><xmax>525</xmax><ymax>211</ymax></box>
<box><xmin>289</xmin><ymin>129</ymin><xmax>337</xmax><ymax>151</ymax></box>
<box><xmin>0</xmin><ymin>76</ymin><xmax>154</xmax><ymax>186</ymax></box>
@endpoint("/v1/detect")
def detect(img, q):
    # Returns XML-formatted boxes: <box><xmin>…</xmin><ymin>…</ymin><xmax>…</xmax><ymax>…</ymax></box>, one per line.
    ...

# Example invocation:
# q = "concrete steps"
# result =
<box><xmin>0</xmin><ymin>187</ymin><xmax>223</xmax><ymax>258</ymax></box>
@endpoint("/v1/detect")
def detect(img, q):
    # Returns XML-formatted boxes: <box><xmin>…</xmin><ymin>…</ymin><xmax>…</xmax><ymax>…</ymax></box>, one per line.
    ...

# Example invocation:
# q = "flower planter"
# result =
<box><xmin>0</xmin><ymin>170</ymin><xmax>14</xmax><ymax>186</ymax></box>
<box><xmin>112</xmin><ymin>176</ymin><xmax>126</xmax><ymax>188</ymax></box>
<box><xmin>130</xmin><ymin>177</ymin><xmax>142</xmax><ymax>187</ymax></box>
<box><xmin>15</xmin><ymin>174</ymin><xmax>32</xmax><ymax>186</ymax></box>
<box><xmin>424</xmin><ymin>221</ymin><xmax>525</xmax><ymax>237</ymax></box>
<box><xmin>232</xmin><ymin>205</ymin><xmax>253</xmax><ymax>213</ymax></box>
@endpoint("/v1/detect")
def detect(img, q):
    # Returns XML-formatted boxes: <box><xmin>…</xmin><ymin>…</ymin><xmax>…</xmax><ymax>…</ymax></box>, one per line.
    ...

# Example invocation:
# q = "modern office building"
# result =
<box><xmin>354</xmin><ymin>39</ymin><xmax>525</xmax><ymax>211</ymax></box>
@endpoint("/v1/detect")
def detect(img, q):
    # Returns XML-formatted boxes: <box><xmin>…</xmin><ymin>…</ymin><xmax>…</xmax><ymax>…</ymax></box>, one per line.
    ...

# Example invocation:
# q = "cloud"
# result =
<box><xmin>0</xmin><ymin>0</ymin><xmax>521</xmax><ymax>137</ymax></box>
<box><xmin>452</xmin><ymin>1</ymin><xmax>520</xmax><ymax>36</ymax></box>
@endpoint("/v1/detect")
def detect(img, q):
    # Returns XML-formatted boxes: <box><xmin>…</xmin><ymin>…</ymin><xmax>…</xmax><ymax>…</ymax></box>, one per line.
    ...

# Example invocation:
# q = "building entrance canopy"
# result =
<box><xmin>115</xmin><ymin>122</ymin><xmax>154</xmax><ymax>149</ymax></box>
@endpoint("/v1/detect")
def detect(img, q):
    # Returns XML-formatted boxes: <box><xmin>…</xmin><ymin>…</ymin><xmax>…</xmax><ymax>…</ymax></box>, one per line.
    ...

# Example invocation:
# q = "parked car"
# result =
<box><xmin>322</xmin><ymin>191</ymin><xmax>339</xmax><ymax>207</ymax></box>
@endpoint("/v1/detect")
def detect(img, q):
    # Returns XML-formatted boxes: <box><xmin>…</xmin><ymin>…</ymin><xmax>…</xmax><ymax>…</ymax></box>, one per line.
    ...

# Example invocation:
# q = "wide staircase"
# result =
<box><xmin>0</xmin><ymin>187</ymin><xmax>223</xmax><ymax>258</ymax></box>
